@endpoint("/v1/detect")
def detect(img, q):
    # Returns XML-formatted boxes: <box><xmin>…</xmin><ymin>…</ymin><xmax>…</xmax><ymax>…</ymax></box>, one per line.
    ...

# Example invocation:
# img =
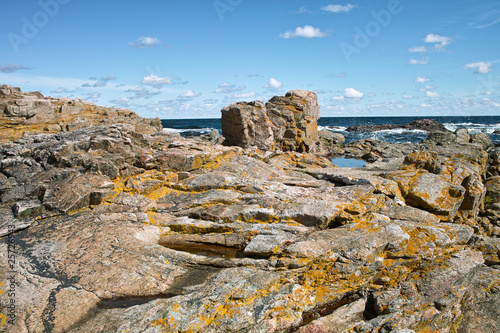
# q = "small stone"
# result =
<box><xmin>12</xmin><ymin>199</ymin><xmax>42</xmax><ymax>217</ymax></box>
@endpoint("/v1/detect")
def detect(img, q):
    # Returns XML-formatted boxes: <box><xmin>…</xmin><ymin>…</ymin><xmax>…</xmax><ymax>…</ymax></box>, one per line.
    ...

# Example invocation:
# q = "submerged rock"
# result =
<box><xmin>347</xmin><ymin>118</ymin><xmax>449</xmax><ymax>133</ymax></box>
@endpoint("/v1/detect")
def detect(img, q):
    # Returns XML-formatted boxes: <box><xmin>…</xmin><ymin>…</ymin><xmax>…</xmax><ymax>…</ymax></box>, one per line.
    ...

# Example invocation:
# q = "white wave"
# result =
<box><xmin>163</xmin><ymin>128</ymin><xmax>217</xmax><ymax>134</ymax></box>
<box><xmin>319</xmin><ymin>125</ymin><xmax>347</xmax><ymax>132</ymax></box>
<box><xmin>443</xmin><ymin>122</ymin><xmax>500</xmax><ymax>134</ymax></box>
<box><xmin>374</xmin><ymin>128</ymin><xmax>428</xmax><ymax>134</ymax></box>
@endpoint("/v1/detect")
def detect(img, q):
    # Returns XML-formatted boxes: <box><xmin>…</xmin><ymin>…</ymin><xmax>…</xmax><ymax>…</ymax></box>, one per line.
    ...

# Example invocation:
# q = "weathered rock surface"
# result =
<box><xmin>0</xmin><ymin>84</ymin><xmax>162</xmax><ymax>143</ymax></box>
<box><xmin>347</xmin><ymin>118</ymin><xmax>449</xmax><ymax>133</ymax></box>
<box><xmin>221</xmin><ymin>90</ymin><xmax>321</xmax><ymax>153</ymax></box>
<box><xmin>0</xmin><ymin>91</ymin><xmax>499</xmax><ymax>333</ymax></box>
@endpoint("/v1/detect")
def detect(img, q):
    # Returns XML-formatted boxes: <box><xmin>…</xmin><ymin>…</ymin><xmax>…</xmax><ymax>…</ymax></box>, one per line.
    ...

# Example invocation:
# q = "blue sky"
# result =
<box><xmin>1</xmin><ymin>0</ymin><xmax>499</xmax><ymax>119</ymax></box>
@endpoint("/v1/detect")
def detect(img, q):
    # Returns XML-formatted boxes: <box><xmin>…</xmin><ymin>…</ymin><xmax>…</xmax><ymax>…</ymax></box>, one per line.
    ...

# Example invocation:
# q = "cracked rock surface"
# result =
<box><xmin>0</xmin><ymin>87</ymin><xmax>499</xmax><ymax>333</ymax></box>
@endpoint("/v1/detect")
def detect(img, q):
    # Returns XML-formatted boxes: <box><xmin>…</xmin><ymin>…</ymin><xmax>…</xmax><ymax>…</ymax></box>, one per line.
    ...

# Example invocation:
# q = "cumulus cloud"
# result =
<box><xmin>292</xmin><ymin>6</ymin><xmax>312</xmax><ymax>14</ymax></box>
<box><xmin>424</xmin><ymin>33</ymin><xmax>452</xmax><ymax>51</ymax></box>
<box><xmin>408</xmin><ymin>46</ymin><xmax>427</xmax><ymax>53</ymax></box>
<box><xmin>408</xmin><ymin>57</ymin><xmax>429</xmax><ymax>65</ymax></box>
<box><xmin>279</xmin><ymin>25</ymin><xmax>328</xmax><ymax>38</ymax></box>
<box><xmin>82</xmin><ymin>75</ymin><xmax>116</xmax><ymax>88</ymax></box>
<box><xmin>321</xmin><ymin>4</ymin><xmax>356</xmax><ymax>13</ymax></box>
<box><xmin>126</xmin><ymin>86</ymin><xmax>161</xmax><ymax>99</ymax></box>
<box><xmin>142</xmin><ymin>74</ymin><xmax>180</xmax><ymax>86</ymax></box>
<box><xmin>128</xmin><ymin>36</ymin><xmax>161</xmax><ymax>48</ymax></box>
<box><xmin>84</xmin><ymin>92</ymin><xmax>101</xmax><ymax>101</ymax></box>
<box><xmin>265</xmin><ymin>78</ymin><xmax>283</xmax><ymax>90</ymax></box>
<box><xmin>214</xmin><ymin>83</ymin><xmax>246</xmax><ymax>94</ymax></box>
<box><xmin>110</xmin><ymin>97</ymin><xmax>132</xmax><ymax>108</ymax></box>
<box><xmin>463</xmin><ymin>61</ymin><xmax>493</xmax><ymax>74</ymax></box>
<box><xmin>0</xmin><ymin>63</ymin><xmax>32</xmax><ymax>73</ymax></box>
<box><xmin>51</xmin><ymin>87</ymin><xmax>70</xmax><ymax>94</ymax></box>
<box><xmin>343</xmin><ymin>88</ymin><xmax>363</xmax><ymax>99</ymax></box>
<box><xmin>414</xmin><ymin>76</ymin><xmax>431</xmax><ymax>83</ymax></box>
<box><xmin>230</xmin><ymin>92</ymin><xmax>256</xmax><ymax>99</ymax></box>
<box><xmin>177</xmin><ymin>90</ymin><xmax>202</xmax><ymax>101</ymax></box>
<box><xmin>0</xmin><ymin>63</ymin><xmax>30</xmax><ymax>73</ymax></box>
<box><xmin>426</xmin><ymin>91</ymin><xmax>441</xmax><ymax>98</ymax></box>
<box><xmin>420</xmin><ymin>85</ymin><xmax>436</xmax><ymax>91</ymax></box>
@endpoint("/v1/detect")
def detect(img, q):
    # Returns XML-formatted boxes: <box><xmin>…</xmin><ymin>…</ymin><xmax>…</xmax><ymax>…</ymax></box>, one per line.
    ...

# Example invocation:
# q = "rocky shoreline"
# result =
<box><xmin>0</xmin><ymin>86</ymin><xmax>499</xmax><ymax>333</ymax></box>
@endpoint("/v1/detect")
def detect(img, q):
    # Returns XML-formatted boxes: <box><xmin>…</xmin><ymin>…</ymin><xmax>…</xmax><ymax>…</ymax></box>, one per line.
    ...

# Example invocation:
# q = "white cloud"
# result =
<box><xmin>142</xmin><ymin>74</ymin><xmax>178</xmax><ymax>86</ymax></box>
<box><xmin>414</xmin><ymin>76</ymin><xmax>431</xmax><ymax>83</ymax></box>
<box><xmin>402</xmin><ymin>94</ymin><xmax>414</xmax><ymax>99</ymax></box>
<box><xmin>178</xmin><ymin>90</ymin><xmax>202</xmax><ymax>100</ymax></box>
<box><xmin>279</xmin><ymin>25</ymin><xmax>328</xmax><ymax>38</ymax></box>
<box><xmin>126</xmin><ymin>86</ymin><xmax>161</xmax><ymax>99</ymax></box>
<box><xmin>343</xmin><ymin>87</ymin><xmax>363</xmax><ymax>99</ymax></box>
<box><xmin>426</xmin><ymin>91</ymin><xmax>441</xmax><ymax>98</ymax></box>
<box><xmin>333</xmin><ymin>95</ymin><xmax>345</xmax><ymax>101</ymax></box>
<box><xmin>266</xmin><ymin>78</ymin><xmax>283</xmax><ymax>89</ymax></box>
<box><xmin>231</xmin><ymin>92</ymin><xmax>256</xmax><ymax>99</ymax></box>
<box><xmin>214</xmin><ymin>82</ymin><xmax>246</xmax><ymax>93</ymax></box>
<box><xmin>293</xmin><ymin>6</ymin><xmax>312</xmax><ymax>14</ymax></box>
<box><xmin>408</xmin><ymin>46</ymin><xmax>427</xmax><ymax>53</ymax></box>
<box><xmin>51</xmin><ymin>87</ymin><xmax>70</xmax><ymax>94</ymax></box>
<box><xmin>82</xmin><ymin>75</ymin><xmax>116</xmax><ymax>88</ymax></box>
<box><xmin>0</xmin><ymin>63</ymin><xmax>32</xmax><ymax>73</ymax></box>
<box><xmin>420</xmin><ymin>85</ymin><xmax>436</xmax><ymax>91</ymax></box>
<box><xmin>463</xmin><ymin>61</ymin><xmax>493</xmax><ymax>74</ymax></box>
<box><xmin>110</xmin><ymin>97</ymin><xmax>131</xmax><ymax>108</ymax></box>
<box><xmin>408</xmin><ymin>57</ymin><xmax>429</xmax><ymax>65</ymax></box>
<box><xmin>424</xmin><ymin>33</ymin><xmax>452</xmax><ymax>51</ymax></box>
<box><xmin>85</xmin><ymin>92</ymin><xmax>101</xmax><ymax>101</ymax></box>
<box><xmin>128</xmin><ymin>36</ymin><xmax>161</xmax><ymax>48</ymax></box>
<box><xmin>321</xmin><ymin>4</ymin><xmax>356</xmax><ymax>13</ymax></box>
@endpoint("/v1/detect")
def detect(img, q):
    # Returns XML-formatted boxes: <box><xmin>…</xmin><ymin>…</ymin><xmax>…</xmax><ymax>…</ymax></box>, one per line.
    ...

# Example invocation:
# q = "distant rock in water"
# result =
<box><xmin>221</xmin><ymin>89</ymin><xmax>320</xmax><ymax>152</ymax></box>
<box><xmin>0</xmin><ymin>84</ymin><xmax>162</xmax><ymax>142</ymax></box>
<box><xmin>346</xmin><ymin>118</ymin><xmax>449</xmax><ymax>133</ymax></box>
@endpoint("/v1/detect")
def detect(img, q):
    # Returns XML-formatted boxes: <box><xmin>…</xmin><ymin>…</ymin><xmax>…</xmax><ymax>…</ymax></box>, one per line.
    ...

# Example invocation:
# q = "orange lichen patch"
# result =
<box><xmin>201</xmin><ymin>149</ymin><xmax>241</xmax><ymax>170</ymax></box>
<box><xmin>415</xmin><ymin>326</ymin><xmax>440</xmax><ymax>333</ymax></box>
<box><xmin>334</xmin><ymin>193</ymin><xmax>386</xmax><ymax>227</ymax></box>
<box><xmin>385</xmin><ymin>169</ymin><xmax>427</xmax><ymax>197</ymax></box>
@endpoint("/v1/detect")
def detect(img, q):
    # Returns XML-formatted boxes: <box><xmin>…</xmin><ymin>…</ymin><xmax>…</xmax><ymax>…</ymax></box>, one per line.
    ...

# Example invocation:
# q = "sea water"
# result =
<box><xmin>162</xmin><ymin>116</ymin><xmax>500</xmax><ymax>145</ymax></box>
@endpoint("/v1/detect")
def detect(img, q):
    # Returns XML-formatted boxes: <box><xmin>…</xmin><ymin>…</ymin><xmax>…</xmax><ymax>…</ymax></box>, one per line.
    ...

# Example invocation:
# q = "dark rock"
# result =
<box><xmin>422</xmin><ymin>131</ymin><xmax>458</xmax><ymax>145</ymax></box>
<box><xmin>346</xmin><ymin>118</ymin><xmax>448</xmax><ymax>133</ymax></box>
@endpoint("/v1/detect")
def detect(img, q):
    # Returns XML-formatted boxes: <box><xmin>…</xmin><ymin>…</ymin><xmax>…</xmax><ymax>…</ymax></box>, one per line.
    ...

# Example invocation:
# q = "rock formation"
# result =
<box><xmin>346</xmin><ymin>118</ymin><xmax>449</xmax><ymax>133</ymax></box>
<box><xmin>0</xmin><ymin>86</ymin><xmax>499</xmax><ymax>333</ymax></box>
<box><xmin>0</xmin><ymin>84</ymin><xmax>162</xmax><ymax>143</ymax></box>
<box><xmin>221</xmin><ymin>90</ymin><xmax>320</xmax><ymax>153</ymax></box>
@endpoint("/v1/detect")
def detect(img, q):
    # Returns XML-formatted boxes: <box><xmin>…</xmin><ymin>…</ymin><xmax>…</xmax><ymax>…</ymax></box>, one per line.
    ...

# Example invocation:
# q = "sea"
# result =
<box><xmin>162</xmin><ymin>116</ymin><xmax>500</xmax><ymax>145</ymax></box>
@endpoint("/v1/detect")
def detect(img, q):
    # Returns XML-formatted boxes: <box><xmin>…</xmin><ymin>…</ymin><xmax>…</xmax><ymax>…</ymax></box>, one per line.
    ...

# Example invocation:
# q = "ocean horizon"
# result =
<box><xmin>162</xmin><ymin>115</ymin><xmax>500</xmax><ymax>145</ymax></box>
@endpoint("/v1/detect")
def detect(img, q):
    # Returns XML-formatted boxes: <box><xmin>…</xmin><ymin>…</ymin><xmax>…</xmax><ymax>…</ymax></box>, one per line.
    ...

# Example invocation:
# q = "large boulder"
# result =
<box><xmin>221</xmin><ymin>90</ymin><xmax>320</xmax><ymax>152</ymax></box>
<box><xmin>221</xmin><ymin>100</ymin><xmax>274</xmax><ymax>150</ymax></box>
